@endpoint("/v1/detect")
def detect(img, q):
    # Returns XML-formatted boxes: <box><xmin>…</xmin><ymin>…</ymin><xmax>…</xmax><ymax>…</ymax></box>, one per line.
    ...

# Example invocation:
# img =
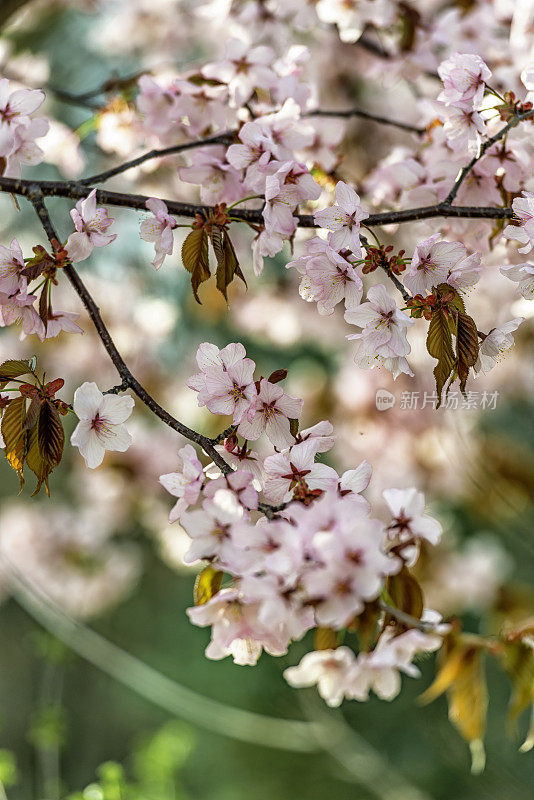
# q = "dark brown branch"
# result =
<box><xmin>0</xmin><ymin>177</ymin><xmax>514</xmax><ymax>229</ymax></box>
<box><xmin>444</xmin><ymin>108</ymin><xmax>534</xmax><ymax>205</ymax></box>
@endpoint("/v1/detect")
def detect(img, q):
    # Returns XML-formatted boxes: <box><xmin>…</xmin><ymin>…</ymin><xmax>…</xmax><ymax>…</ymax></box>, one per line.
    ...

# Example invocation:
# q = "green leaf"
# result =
<box><xmin>182</xmin><ymin>228</ymin><xmax>210</xmax><ymax>303</ymax></box>
<box><xmin>427</xmin><ymin>308</ymin><xmax>455</xmax><ymax>406</ymax></box>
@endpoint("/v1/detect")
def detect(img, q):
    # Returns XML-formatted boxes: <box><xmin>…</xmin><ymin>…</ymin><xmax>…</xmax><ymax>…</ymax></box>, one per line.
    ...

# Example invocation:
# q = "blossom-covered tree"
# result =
<box><xmin>2</xmin><ymin>0</ymin><xmax>534</xmax><ymax>787</ymax></box>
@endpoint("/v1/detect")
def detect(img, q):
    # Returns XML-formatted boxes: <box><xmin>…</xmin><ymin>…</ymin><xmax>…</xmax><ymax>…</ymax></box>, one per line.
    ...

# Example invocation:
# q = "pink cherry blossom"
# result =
<box><xmin>437</xmin><ymin>52</ymin><xmax>491</xmax><ymax>109</ymax></box>
<box><xmin>345</xmin><ymin>284</ymin><xmax>414</xmax><ymax>360</ymax></box>
<box><xmin>66</xmin><ymin>189</ymin><xmax>117</xmax><ymax>263</ymax></box>
<box><xmin>474</xmin><ymin>318</ymin><xmax>524</xmax><ymax>375</ymax></box>
<box><xmin>503</xmin><ymin>191</ymin><xmax>534</xmax><ymax>254</ymax></box>
<box><xmin>44</xmin><ymin>310</ymin><xmax>84</xmax><ymax>339</ymax></box>
<box><xmin>0</xmin><ymin>78</ymin><xmax>44</xmax><ymax>128</ymax></box>
<box><xmin>237</xmin><ymin>378</ymin><xmax>303</xmax><ymax>449</ymax></box>
<box><xmin>159</xmin><ymin>444</ymin><xmax>204</xmax><ymax>522</ymax></box>
<box><xmin>314</xmin><ymin>181</ymin><xmax>368</xmax><ymax>255</ymax></box>
<box><xmin>0</xmin><ymin>238</ymin><xmax>26</xmax><ymax>294</ymax></box>
<box><xmin>187</xmin><ymin>588</ymin><xmax>289</xmax><ymax>665</ymax></box>
<box><xmin>178</xmin><ymin>147</ymin><xmax>245</xmax><ymax>206</ymax></box>
<box><xmin>139</xmin><ymin>198</ymin><xmax>176</xmax><ymax>270</ymax></box>
<box><xmin>404</xmin><ymin>234</ymin><xmax>466</xmax><ymax>296</ymax></box>
<box><xmin>0</xmin><ymin>290</ymin><xmax>44</xmax><ymax>338</ymax></box>
<box><xmin>202</xmin><ymin>38</ymin><xmax>276</xmax><ymax>106</ymax></box>
<box><xmin>70</xmin><ymin>382</ymin><xmax>134</xmax><ymax>469</ymax></box>
<box><xmin>179</xmin><ymin>495</ymin><xmax>244</xmax><ymax>566</ymax></box>
<box><xmin>263</xmin><ymin>439</ymin><xmax>339</xmax><ymax>503</ymax></box>
<box><xmin>203</xmin><ymin>357</ymin><xmax>257</xmax><ymax>424</ymax></box>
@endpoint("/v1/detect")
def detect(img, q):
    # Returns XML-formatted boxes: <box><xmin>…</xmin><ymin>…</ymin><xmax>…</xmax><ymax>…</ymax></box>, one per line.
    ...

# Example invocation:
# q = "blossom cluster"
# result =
<box><xmin>0</xmin><ymin>78</ymin><xmax>48</xmax><ymax>178</ymax></box>
<box><xmin>157</xmin><ymin>341</ymin><xmax>445</xmax><ymax>707</ymax></box>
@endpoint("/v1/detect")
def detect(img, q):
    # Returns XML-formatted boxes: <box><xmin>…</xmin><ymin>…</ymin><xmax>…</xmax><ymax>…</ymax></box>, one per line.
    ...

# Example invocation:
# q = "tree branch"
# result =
<box><xmin>0</xmin><ymin>177</ymin><xmax>514</xmax><ymax>229</ymax></box>
<box><xmin>444</xmin><ymin>108</ymin><xmax>534</xmax><ymax>205</ymax></box>
<box><xmin>28</xmin><ymin>188</ymin><xmax>233</xmax><ymax>477</ymax></box>
<box><xmin>305</xmin><ymin>108</ymin><xmax>424</xmax><ymax>135</ymax></box>
<box><xmin>81</xmin><ymin>131</ymin><xmax>236</xmax><ymax>185</ymax></box>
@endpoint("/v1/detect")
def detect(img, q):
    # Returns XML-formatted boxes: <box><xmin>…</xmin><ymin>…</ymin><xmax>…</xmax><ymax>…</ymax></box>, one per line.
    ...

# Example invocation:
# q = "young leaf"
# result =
<box><xmin>456</xmin><ymin>312</ymin><xmax>479</xmax><ymax>394</ymax></box>
<box><xmin>38</xmin><ymin>399</ymin><xmax>64</xmax><ymax>469</ymax></box>
<box><xmin>314</xmin><ymin>627</ymin><xmax>339</xmax><ymax>651</ymax></box>
<box><xmin>26</xmin><ymin>399</ymin><xmax>65</xmax><ymax>496</ymax></box>
<box><xmin>215</xmin><ymin>231</ymin><xmax>246</xmax><ymax>301</ymax></box>
<box><xmin>182</xmin><ymin>228</ymin><xmax>210</xmax><ymax>303</ymax></box>
<box><xmin>194</xmin><ymin>566</ymin><xmax>223</xmax><ymax>606</ymax></box>
<box><xmin>386</xmin><ymin>567</ymin><xmax>424</xmax><ymax>622</ymax></box>
<box><xmin>502</xmin><ymin>639</ymin><xmax>534</xmax><ymax>745</ymax></box>
<box><xmin>427</xmin><ymin>308</ymin><xmax>455</xmax><ymax>407</ymax></box>
<box><xmin>0</xmin><ymin>359</ymin><xmax>33</xmax><ymax>380</ymax></box>
<box><xmin>1</xmin><ymin>395</ymin><xmax>27</xmax><ymax>489</ymax></box>
<box><xmin>420</xmin><ymin>641</ymin><xmax>487</xmax><ymax>773</ymax></box>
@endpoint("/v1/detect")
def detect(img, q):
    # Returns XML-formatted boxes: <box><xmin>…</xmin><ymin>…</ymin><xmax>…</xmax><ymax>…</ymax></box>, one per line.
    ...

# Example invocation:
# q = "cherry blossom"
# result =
<box><xmin>237</xmin><ymin>378</ymin><xmax>303</xmax><ymax>449</ymax></box>
<box><xmin>263</xmin><ymin>439</ymin><xmax>339</xmax><ymax>503</ymax></box>
<box><xmin>314</xmin><ymin>181</ymin><xmax>368</xmax><ymax>256</ymax></box>
<box><xmin>65</xmin><ymin>189</ymin><xmax>117</xmax><ymax>263</ymax></box>
<box><xmin>0</xmin><ymin>290</ymin><xmax>44</xmax><ymax>338</ymax></box>
<box><xmin>383</xmin><ymin>488</ymin><xmax>442</xmax><ymax>565</ymax></box>
<box><xmin>202</xmin><ymin>39</ymin><xmax>276</xmax><ymax>106</ymax></box>
<box><xmin>0</xmin><ymin>238</ymin><xmax>26</xmax><ymax>294</ymax></box>
<box><xmin>283</xmin><ymin>647</ymin><xmax>357</xmax><ymax>707</ymax></box>
<box><xmin>500</xmin><ymin>263</ymin><xmax>534</xmax><ymax>299</ymax></box>
<box><xmin>70</xmin><ymin>382</ymin><xmax>135</xmax><ymax>469</ymax></box>
<box><xmin>0</xmin><ymin>78</ymin><xmax>44</xmax><ymax>129</ymax></box>
<box><xmin>202</xmin><ymin>357</ymin><xmax>257</xmax><ymax>424</ymax></box>
<box><xmin>503</xmin><ymin>192</ymin><xmax>534</xmax><ymax>254</ymax></box>
<box><xmin>345</xmin><ymin>285</ymin><xmax>414</xmax><ymax>362</ymax></box>
<box><xmin>159</xmin><ymin>444</ymin><xmax>204</xmax><ymax>522</ymax></box>
<box><xmin>187</xmin><ymin>588</ymin><xmax>289</xmax><ymax>665</ymax></box>
<box><xmin>139</xmin><ymin>198</ymin><xmax>177</xmax><ymax>270</ymax></box>
<box><xmin>437</xmin><ymin>52</ymin><xmax>491</xmax><ymax>109</ymax></box>
<box><xmin>474</xmin><ymin>318</ymin><xmax>524</xmax><ymax>374</ymax></box>
<box><xmin>300</xmin><ymin>242</ymin><xmax>364</xmax><ymax>315</ymax></box>
<box><xmin>404</xmin><ymin>235</ymin><xmax>466</xmax><ymax>296</ymax></box>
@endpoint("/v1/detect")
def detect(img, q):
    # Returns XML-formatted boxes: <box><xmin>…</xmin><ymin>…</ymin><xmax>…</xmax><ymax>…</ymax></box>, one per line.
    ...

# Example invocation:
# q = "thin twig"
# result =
<box><xmin>305</xmin><ymin>107</ymin><xmax>424</xmax><ymax>135</ymax></box>
<box><xmin>81</xmin><ymin>131</ymin><xmax>236</xmax><ymax>185</ymax></box>
<box><xmin>444</xmin><ymin>108</ymin><xmax>534</xmax><ymax>205</ymax></box>
<box><xmin>379</xmin><ymin>600</ymin><xmax>442</xmax><ymax>633</ymax></box>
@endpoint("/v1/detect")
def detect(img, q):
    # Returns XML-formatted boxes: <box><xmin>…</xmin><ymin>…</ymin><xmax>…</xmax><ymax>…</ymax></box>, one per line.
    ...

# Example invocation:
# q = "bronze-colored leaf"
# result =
<box><xmin>456</xmin><ymin>312</ymin><xmax>479</xmax><ymax>394</ymax></box>
<box><xmin>215</xmin><ymin>231</ymin><xmax>246</xmax><ymax>301</ymax></box>
<box><xmin>427</xmin><ymin>308</ymin><xmax>455</xmax><ymax>407</ymax></box>
<box><xmin>182</xmin><ymin>227</ymin><xmax>210</xmax><ymax>304</ymax></box>
<box><xmin>1</xmin><ymin>395</ymin><xmax>27</xmax><ymax>489</ymax></box>
<box><xmin>314</xmin><ymin>627</ymin><xmax>339</xmax><ymax>651</ymax></box>
<box><xmin>386</xmin><ymin>567</ymin><xmax>424</xmax><ymax>622</ymax></box>
<box><xmin>38</xmin><ymin>280</ymin><xmax>50</xmax><ymax>332</ymax></box>
<box><xmin>0</xmin><ymin>359</ymin><xmax>33</xmax><ymax>380</ymax></box>
<box><xmin>38</xmin><ymin>400</ymin><xmax>64</xmax><ymax>468</ymax></box>
<box><xmin>194</xmin><ymin>565</ymin><xmax>223</xmax><ymax>606</ymax></box>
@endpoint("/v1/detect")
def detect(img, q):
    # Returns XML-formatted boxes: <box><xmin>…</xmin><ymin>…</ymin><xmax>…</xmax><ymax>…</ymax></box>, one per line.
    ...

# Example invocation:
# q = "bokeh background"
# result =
<box><xmin>1</xmin><ymin>2</ymin><xmax>534</xmax><ymax>798</ymax></box>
